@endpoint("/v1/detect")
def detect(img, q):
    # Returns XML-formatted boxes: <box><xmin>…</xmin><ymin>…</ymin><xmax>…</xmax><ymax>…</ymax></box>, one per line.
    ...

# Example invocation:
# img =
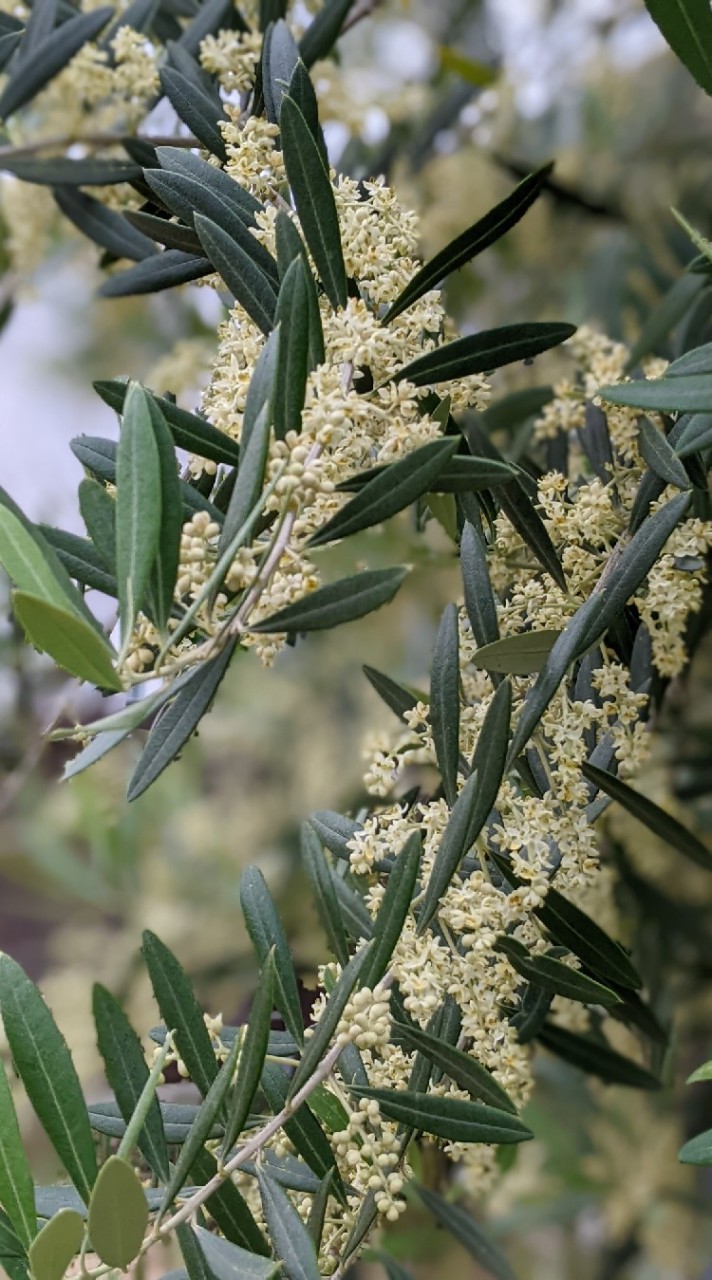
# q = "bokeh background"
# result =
<box><xmin>3</xmin><ymin>1</ymin><xmax>712</xmax><ymax>1276</ymax></box>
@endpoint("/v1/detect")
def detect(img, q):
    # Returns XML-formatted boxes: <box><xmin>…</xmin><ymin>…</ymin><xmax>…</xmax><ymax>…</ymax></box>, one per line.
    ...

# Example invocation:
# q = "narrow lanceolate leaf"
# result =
<box><xmin>163</xmin><ymin>1036</ymin><xmax>241</xmax><ymax>1208</ymax></box>
<box><xmin>675</xmin><ymin>411</ymin><xmax>712</xmax><ymax>457</ymax></box>
<box><xmin>221</xmin><ymin>954</ymin><xmax>275</xmax><ymax>1157</ymax></box>
<box><xmin>582</xmin><ymin>762</ymin><xmax>712</xmax><ymax>871</ymax></box>
<box><xmin>0</xmin><ymin>1209</ymin><xmax>28</xmax><ymax>1280</ymax></box>
<box><xmin>253</xmin><ymin>567</ymin><xmax>409</xmax><ymax>634</ymax></box>
<box><xmin>600</xmin><ymin>373</ymin><xmax>712</xmax><ymax>414</ymax></box>
<box><xmin>257</xmin><ymin>1170</ymin><xmax>320</xmax><ymax>1280</ymax></box>
<box><xmin>127</xmin><ymin>641</ymin><xmax>237</xmax><ymax>801</ymax></box>
<box><xmin>680</xmin><ymin>1129</ymin><xmax>712</xmax><ymax>1165</ymax></box>
<box><xmin>643</xmin><ymin>0</ymin><xmax>712</xmax><ymax>96</ymax></box>
<box><xmin>300</xmin><ymin>824</ymin><xmax>349</xmax><ymax>966</ymax></box>
<box><xmin>273</xmin><ymin>257</ymin><xmax>311</xmax><ymax>439</ymax></box>
<box><xmin>392</xmin><ymin>1020</ymin><xmax>516</xmax><ymax>1113</ymax></box>
<box><xmin>141</xmin><ymin>931</ymin><xmax>219</xmax><ymax>1098</ymax></box>
<box><xmin>88</xmin><ymin>1157</ymin><xmax>148</xmax><ymax>1269</ymax></box>
<box><xmin>460</xmin><ymin>521</ymin><xmax>499</xmax><ymax>647</ymax></box>
<box><xmin>260</xmin><ymin>1063</ymin><xmax>344</xmax><ymax>1193</ymax></box>
<box><xmin>362</xmin><ymin>666</ymin><xmax>420</xmax><ymax>723</ymax></box>
<box><xmin>384</xmin><ymin>166</ymin><xmax>553</xmax><ymax>324</ymax></box>
<box><xmin>78</xmin><ymin>477</ymin><xmax>116</xmax><ymax>570</ymax></box>
<box><xmin>538</xmin><ymin>1023</ymin><xmax>662</xmax><ymax>1089</ymax></box>
<box><xmin>396</xmin><ymin>323</ymin><xmax>576</xmax><ymax>386</ymax></box>
<box><xmin>0</xmin><ymin>1060</ymin><xmax>35</xmax><ymax>1248</ymax></box>
<box><xmin>177</xmin><ymin>1222</ymin><xmax>215</xmax><ymax>1280</ymax></box>
<box><xmin>626</xmin><ymin>274</ymin><xmax>706</xmax><ymax>370</ymax></box>
<box><xmin>288</xmin><ymin>60</ymin><xmax>328</xmax><ymax>162</ymax></box>
<box><xmin>92</xmin><ymin>984</ymin><xmax>169</xmax><ymax>1182</ymax></box>
<box><xmin>147</xmin><ymin>398</ymin><xmax>183</xmax><ymax>633</ymax></box>
<box><xmin>193</xmin><ymin>1226</ymin><xmax>279</xmax><ymax>1280</ymax></box>
<box><xmin>350</xmin><ymin>1088</ymin><xmax>532</xmax><ymax>1145</ymax></box>
<box><xmin>115</xmin><ymin>382</ymin><xmax>162</xmax><ymax>647</ymax></box>
<box><xmin>288</xmin><ymin>946</ymin><xmax>372</xmax><ymax>1098</ymax></box>
<box><xmin>159</xmin><ymin>66</ymin><xmax>228</xmax><ymax>160</ymax></box>
<box><xmin>218</xmin><ymin>402</ymin><xmax>271</xmax><ymax>563</ymax></box>
<box><xmin>418</xmin><ymin>680</ymin><xmax>512</xmax><ymax>934</ymax></box>
<box><xmin>195</xmin><ymin>214</ymin><xmax>278</xmax><ymax>335</ymax></box>
<box><xmin>472</xmin><ymin>630</ymin><xmax>562</xmax><ymax>676</ymax></box>
<box><xmin>495</xmin><ymin>936</ymin><xmax>621</xmax><ymax>1007</ymax></box>
<box><xmin>93</xmin><ymin>380</ymin><xmax>242</xmax><ymax>467</ymax></box>
<box><xmin>0</xmin><ymin>956</ymin><xmax>97</xmax><ymax>1203</ymax></box>
<box><xmin>430</xmin><ymin>604</ymin><xmax>460</xmax><ymax>805</ymax></box>
<box><xmin>0</xmin><ymin>507</ymin><xmax>82</xmax><ymax>611</ymax></box>
<box><xmin>311</xmin><ymin>438</ymin><xmax>458</xmax><ymax>547</ymax></box>
<box><xmin>0</xmin><ymin>157</ymin><xmax>140</xmax><ymax>186</ymax></box>
<box><xmin>415</xmin><ymin>1185</ymin><xmax>517</xmax><ymax>1280</ymax></box>
<box><xmin>240</xmin><ymin>867</ymin><xmax>305</xmax><ymax>1046</ymax></box>
<box><xmin>53</xmin><ymin>188</ymin><xmax>157</xmax><ymax>262</ymax></box>
<box><xmin>13</xmin><ymin>592</ymin><xmax>120</xmax><ymax>690</ymax></box>
<box><xmin>299</xmin><ymin>0</ymin><xmax>353</xmax><ymax>65</ymax></box>
<box><xmin>362</xmin><ymin>833</ymin><xmax>422</xmax><ymax>989</ymax></box>
<box><xmin>152</xmin><ymin>147</ymin><xmax>261</xmax><ymax>225</ymax></box>
<box><xmin>280</xmin><ymin>95</ymin><xmax>347</xmax><ymax>309</ymax></box>
<box><xmin>639</xmin><ymin>417</ymin><xmax>691</xmax><ymax>489</ymax></box>
<box><xmin>28</xmin><ymin>1210</ymin><xmax>84</xmax><ymax>1280</ymax></box>
<box><xmin>99</xmin><ymin>251</ymin><xmax>212</xmax><ymax>298</ymax></box>
<box><xmin>0</xmin><ymin>6</ymin><xmax>112</xmax><ymax>119</ymax></box>
<box><xmin>190</xmin><ymin>1148</ymin><xmax>269</xmax><ymax>1255</ymax></box>
<box><xmin>263</xmin><ymin>20</ymin><xmax>299</xmax><ymax>124</ymax></box>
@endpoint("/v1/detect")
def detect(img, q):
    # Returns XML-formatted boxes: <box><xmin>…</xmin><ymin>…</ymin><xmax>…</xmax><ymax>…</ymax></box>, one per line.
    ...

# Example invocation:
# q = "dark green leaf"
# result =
<box><xmin>308</xmin><ymin>811</ymin><xmax>362</xmax><ymax>863</ymax></box>
<box><xmin>0</xmin><ymin>1060</ymin><xmax>35</xmax><ymax>1248</ymax></box>
<box><xmin>177</xmin><ymin>1223</ymin><xmax>214</xmax><ymax>1280</ymax></box>
<box><xmin>333</xmin><ymin>874</ymin><xmax>374</xmax><ymax>941</ymax></box>
<box><xmin>340</xmin><ymin>455</ymin><xmax>515</xmax><ymax>494</ymax></box>
<box><xmin>362</xmin><ymin>666</ymin><xmax>420</xmax><ymax>723</ymax></box>
<box><xmin>159</xmin><ymin>65</ymin><xmax>227</xmax><ymax>160</ymax></box>
<box><xmin>280</xmin><ymin>94</ymin><xmax>347</xmax><ymax>309</ymax></box>
<box><xmin>178</xmin><ymin>0</ymin><xmax>248</xmax><ymax>55</ymax></box>
<box><xmin>253</xmin><ymin>566</ymin><xmax>409</xmax><ymax>634</ymax></box>
<box><xmin>257</xmin><ymin>1169</ymin><xmax>320</xmax><ymax>1280</ymax></box>
<box><xmin>418</xmin><ymin>680</ymin><xmax>511</xmax><ymax>933</ymax></box>
<box><xmin>151</xmin><ymin>147</ymin><xmax>261</xmax><ymax>225</ymax></box>
<box><xmin>300</xmin><ymin>823</ymin><xmax>350</xmax><ymax>966</ymax></box>
<box><xmin>396</xmin><ymin>323</ymin><xmax>576</xmax><ymax>386</ymax></box>
<box><xmin>78</xmin><ymin>477</ymin><xmax>116</xmax><ymax>571</ymax></box>
<box><xmin>127</xmin><ymin>641</ymin><xmax>237</xmax><ymax>801</ymax></box>
<box><xmin>189</xmin><ymin>1148</ymin><xmax>269</xmax><ymax>1255</ymax></box>
<box><xmin>193</xmin><ymin>1226</ymin><xmax>279</xmax><ymax>1280</ymax></box>
<box><xmin>495</xmin><ymin>936</ymin><xmax>621</xmax><ymax>1007</ymax></box>
<box><xmin>481</xmin><ymin>385</ymin><xmax>553</xmax><ymax>434</ymax></box>
<box><xmin>460</xmin><ymin>520</ymin><xmax>498</xmax><ymax>647</ymax></box>
<box><xmin>88</xmin><ymin>1157</ymin><xmax>148</xmax><ymax>1269</ymax></box>
<box><xmin>288</xmin><ymin>59</ymin><xmax>328</xmax><ymax>162</ymax></box>
<box><xmin>675</xmin><ymin>411</ymin><xmax>712</xmax><ymax>456</ymax></box>
<box><xmin>679</xmin><ymin>1129</ymin><xmax>712</xmax><ymax>1165</ymax></box>
<box><xmin>310</xmin><ymin>438</ymin><xmax>458</xmax><ymax>547</ymax></box>
<box><xmin>0</xmin><ymin>956</ymin><xmax>97</xmax><ymax>1202</ymax></box>
<box><xmin>350</xmin><ymin>1087</ymin><xmax>532</xmax><ymax>1145</ymax></box>
<box><xmin>414</xmin><ymin>1185</ymin><xmax>517</xmax><ymax>1280</ymax></box>
<box><xmin>0</xmin><ymin>157</ymin><xmax>140</xmax><ymax>185</ymax></box>
<box><xmin>195</xmin><ymin>214</ymin><xmax>278</xmax><ymax>334</ymax></box>
<box><xmin>53</xmin><ymin>188</ymin><xmax>156</xmax><ymax>262</ymax></box>
<box><xmin>88</xmin><ymin>1099</ymin><xmax>223</xmax><ymax>1143</ymax></box>
<box><xmin>123</xmin><ymin>209</ymin><xmax>202</xmax><ymax>254</ymax></box>
<box><xmin>384</xmin><ymin>166</ymin><xmax>553</xmax><ymax>324</ymax></box>
<box><xmin>273</xmin><ymin>257</ymin><xmax>311</xmax><ymax>439</ymax></box>
<box><xmin>163</xmin><ymin>1035</ymin><xmax>240</xmax><ymax>1208</ymax></box>
<box><xmin>13</xmin><ymin>592</ymin><xmax>120</xmax><ymax>689</ymax></box>
<box><xmin>306</xmin><ymin>1170</ymin><xmax>334</xmax><ymax>1251</ymax></box>
<box><xmin>538</xmin><ymin>1023</ymin><xmax>662</xmax><ymax>1088</ymax></box>
<box><xmin>599</xmin><ymin>372</ymin><xmax>712</xmax><ymax>413</ymax></box>
<box><xmin>263</xmin><ymin>19</ymin><xmax>299</xmax><ymax>123</ymax></box>
<box><xmin>639</xmin><ymin>417</ymin><xmax>691</xmax><ymax>489</ymax></box>
<box><xmin>92</xmin><ymin>984</ymin><xmax>169</xmax><ymax>1182</ymax></box>
<box><xmin>39</xmin><ymin>526</ymin><xmax>116</xmax><ymax>596</ymax></box>
<box><xmin>299</xmin><ymin>0</ymin><xmax>353</xmax><ymax>65</ymax></box>
<box><xmin>642</xmin><ymin>0</ymin><xmax>712</xmax><ymax>95</ymax></box>
<box><xmin>147</xmin><ymin>397</ymin><xmax>182</xmax><ymax>633</ymax></box>
<box><xmin>430</xmin><ymin>603</ymin><xmax>460</xmax><ymax>805</ymax></box>
<box><xmin>472</xmin><ymin>630</ymin><xmax>562</xmax><ymax>676</ymax></box>
<box><xmin>115</xmin><ymin>382</ymin><xmax>161</xmax><ymax>646</ymax></box>
<box><xmin>260</xmin><ymin>1063</ymin><xmax>344</xmax><ymax>1193</ymax></box>
<box><xmin>221</xmin><ymin>954</ymin><xmax>275</xmax><ymax>1157</ymax></box>
<box><xmin>288</xmin><ymin>946</ymin><xmax>372</xmax><ymax>1098</ymax></box>
<box><xmin>625</xmin><ymin>273</ymin><xmax>706</xmax><ymax>370</ymax></box>
<box><xmin>218</xmin><ymin>401</ymin><xmax>271</xmax><ymax>564</ymax></box>
<box><xmin>240</xmin><ymin>866</ymin><xmax>304</xmax><ymax>1045</ymax></box>
<box><xmin>93</xmin><ymin>380</ymin><xmax>241</xmax><ymax>467</ymax></box>
<box><xmin>0</xmin><ymin>6</ymin><xmax>112</xmax><ymax>119</ymax></box>
<box><xmin>28</xmin><ymin>1210</ymin><xmax>83</xmax><ymax>1280</ymax></box>
<box><xmin>392</xmin><ymin>1020</ymin><xmax>515</xmax><ymax>1113</ymax></box>
<box><xmin>582</xmin><ymin>761</ymin><xmax>712</xmax><ymax>871</ymax></box>
<box><xmin>362</xmin><ymin>833</ymin><xmax>421</xmax><ymax>989</ymax></box>
<box><xmin>99</xmin><ymin>250</ymin><xmax>211</xmax><ymax>298</ymax></box>
<box><xmin>141</xmin><ymin>931</ymin><xmax>219</xmax><ymax>1098</ymax></box>
<box><xmin>533</xmin><ymin>882</ymin><xmax>641</xmax><ymax>990</ymax></box>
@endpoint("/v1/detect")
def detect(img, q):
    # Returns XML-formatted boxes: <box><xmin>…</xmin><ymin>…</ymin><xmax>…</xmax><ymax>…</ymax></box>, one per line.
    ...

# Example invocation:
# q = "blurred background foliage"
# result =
<box><xmin>3</xmin><ymin>0</ymin><xmax>712</xmax><ymax>1276</ymax></box>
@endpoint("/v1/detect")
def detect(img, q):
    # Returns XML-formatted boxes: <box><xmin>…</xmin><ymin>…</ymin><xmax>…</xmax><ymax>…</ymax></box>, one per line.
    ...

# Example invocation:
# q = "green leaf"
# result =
<box><xmin>195</xmin><ymin>214</ymin><xmax>278</xmax><ymax>335</ymax></box>
<box><xmin>395</xmin><ymin>323</ymin><xmax>576</xmax><ymax>386</ymax></box>
<box><xmin>92</xmin><ymin>984</ymin><xmax>169</xmax><ymax>1182</ymax></box>
<box><xmin>159</xmin><ymin>66</ymin><xmax>227</xmax><ymax>160</ymax></box>
<box><xmin>414</xmin><ymin>1185</ymin><xmax>517</xmax><ymax>1280</ymax></box>
<box><xmin>273</xmin><ymin>258</ymin><xmax>311</xmax><ymax>440</ymax></box>
<box><xmin>679</xmin><ymin>1129</ymin><xmax>712</xmax><ymax>1165</ymax></box>
<box><xmin>189</xmin><ymin>1149</ymin><xmax>269</xmax><ymax>1255</ymax></box>
<box><xmin>40</xmin><ymin>525</ymin><xmax>116</xmax><ymax>596</ymax></box>
<box><xmin>418</xmin><ymin>680</ymin><xmax>511</xmax><ymax>934</ymax></box>
<box><xmin>0</xmin><ymin>956</ymin><xmax>97</xmax><ymax>1203</ymax></box>
<box><xmin>88</xmin><ymin>1099</ymin><xmax>224</xmax><ymax>1143</ymax></box>
<box><xmin>115</xmin><ymin>382</ymin><xmax>162</xmax><ymax>647</ymax></box>
<box><xmin>263</xmin><ymin>20</ymin><xmax>299</xmax><ymax>124</ymax></box>
<box><xmin>53</xmin><ymin>187</ymin><xmax>157</xmax><ymax>262</ymax></box>
<box><xmin>147</xmin><ymin>397</ymin><xmax>182</xmax><ymax>633</ymax></box>
<box><xmin>12</xmin><ymin>592</ymin><xmax>120</xmax><ymax>689</ymax></box>
<box><xmin>306</xmin><ymin>1170</ymin><xmax>334</xmax><ymax>1250</ymax></box>
<box><xmin>310</xmin><ymin>438</ymin><xmax>458</xmax><ymax>548</ymax></box>
<box><xmin>141</xmin><ymin>931</ymin><xmax>219</xmax><ymax>1098</ymax></box>
<box><xmin>99</xmin><ymin>251</ymin><xmax>211</xmax><ymax>298</ymax></box>
<box><xmin>177</xmin><ymin>1223</ymin><xmax>214</xmax><ymax>1280</ymax></box>
<box><xmin>163</xmin><ymin>1036</ymin><xmax>241</xmax><ymax>1208</ymax></box>
<box><xmin>127</xmin><ymin>641</ymin><xmax>237</xmax><ymax>801</ymax></box>
<box><xmin>178</xmin><ymin>0</ymin><xmax>248</xmax><ymax>55</ymax></box>
<box><xmin>471</xmin><ymin>630</ymin><xmax>562</xmax><ymax>676</ymax></box>
<box><xmin>526</xmin><ymin>876</ymin><xmax>641</xmax><ymax>990</ymax></box>
<box><xmin>350</xmin><ymin>1088</ymin><xmax>532</xmax><ymax>1145</ymax></box>
<box><xmin>221</xmin><ymin>956</ymin><xmax>274</xmax><ymax>1158</ymax></box>
<box><xmin>27</xmin><ymin>1210</ymin><xmax>83</xmax><ymax>1280</ymax></box>
<box><xmin>0</xmin><ymin>157</ymin><xmax>140</xmax><ymax>185</ymax></box>
<box><xmin>392</xmin><ymin>1020</ymin><xmax>516</xmax><ymax>1113</ymax></box>
<box><xmin>218</xmin><ymin>401</ymin><xmax>271</xmax><ymax>564</ymax></box>
<box><xmin>599</xmin><ymin>372</ymin><xmax>712</xmax><ymax>413</ymax></box>
<box><xmin>481</xmin><ymin>385</ymin><xmax>553</xmax><ymax>433</ymax></box>
<box><xmin>150</xmin><ymin>146</ymin><xmax>261</xmax><ymax>227</ymax></box>
<box><xmin>94</xmin><ymin>379</ymin><xmax>242</xmax><ymax>466</ymax></box>
<box><xmin>0</xmin><ymin>1208</ymin><xmax>28</xmax><ymax>1280</ymax></box>
<box><xmin>674</xmin><ymin>411</ymin><xmax>712</xmax><ymax>457</ymax></box>
<box><xmin>300</xmin><ymin>824</ymin><xmax>350</xmax><ymax>966</ymax></box>
<box><xmin>639</xmin><ymin>417</ymin><xmax>691</xmax><ymax>489</ymax></box>
<box><xmin>538</xmin><ymin>1023</ymin><xmax>662</xmax><ymax>1089</ymax></box>
<box><xmin>0</xmin><ymin>507</ymin><xmax>81</xmax><ymax>611</ymax></box>
<box><xmin>87</xmin><ymin>1157</ymin><xmax>148</xmax><ymax>1269</ymax></box>
<box><xmin>240</xmin><ymin>867</ymin><xmax>304</xmax><ymax>1046</ymax></box>
<box><xmin>257</xmin><ymin>1168</ymin><xmax>320</xmax><ymax>1280</ymax></box>
<box><xmin>279</xmin><ymin>94</ymin><xmax>347</xmax><ymax>309</ymax></box>
<box><xmin>642</xmin><ymin>0</ymin><xmax>712</xmax><ymax>95</ymax></box>
<box><xmin>625</xmin><ymin>274</ymin><xmax>706</xmax><ymax>370</ymax></box>
<box><xmin>253</xmin><ymin>566</ymin><xmax>408</xmax><ymax>633</ymax></box>
<box><xmin>495</xmin><ymin>936</ymin><xmax>621</xmax><ymax>1007</ymax></box>
<box><xmin>687</xmin><ymin>1059</ymin><xmax>712</xmax><ymax>1084</ymax></box>
<box><xmin>0</xmin><ymin>1059</ymin><xmax>35</xmax><ymax>1248</ymax></box>
<box><xmin>288</xmin><ymin>946</ymin><xmax>372</xmax><ymax>1099</ymax></box>
<box><xmin>582</xmin><ymin>762</ymin><xmax>712</xmax><ymax>871</ymax></box>
<box><xmin>299</xmin><ymin>0</ymin><xmax>353</xmax><ymax>66</ymax></box>
<box><xmin>0</xmin><ymin>6</ymin><xmax>112</xmax><ymax>119</ymax></box>
<box><xmin>362</xmin><ymin>666</ymin><xmax>420</xmax><ymax>723</ymax></box>
<box><xmin>383</xmin><ymin>166</ymin><xmax>552</xmax><ymax>324</ymax></box>
<box><xmin>287</xmin><ymin>59</ymin><xmax>328</xmax><ymax>163</ymax></box>
<box><xmin>260</xmin><ymin>1063</ymin><xmax>344</xmax><ymax>1191</ymax></box>
<box><xmin>362</xmin><ymin>833</ymin><xmax>422</xmax><ymax>989</ymax></box>
<box><xmin>194</xmin><ymin>1224</ymin><xmax>280</xmax><ymax>1280</ymax></box>
<box><xmin>460</xmin><ymin>520</ymin><xmax>499</xmax><ymax>647</ymax></box>
<box><xmin>124</xmin><ymin>209</ymin><xmax>202</xmax><ymax>254</ymax></box>
<box><xmin>309</xmin><ymin>811</ymin><xmax>362</xmax><ymax>863</ymax></box>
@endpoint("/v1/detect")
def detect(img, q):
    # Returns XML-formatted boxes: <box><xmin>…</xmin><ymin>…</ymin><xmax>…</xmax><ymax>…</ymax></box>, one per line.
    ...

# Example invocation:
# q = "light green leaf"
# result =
<box><xmin>0</xmin><ymin>508</ymin><xmax>77</xmax><ymax>611</ymax></box>
<box><xmin>12</xmin><ymin>593</ymin><xmax>120</xmax><ymax>690</ymax></box>
<box><xmin>0</xmin><ymin>1059</ymin><xmax>36</xmax><ymax>1248</ymax></box>
<box><xmin>679</xmin><ymin>1129</ymin><xmax>712</xmax><ymax>1164</ymax></box>
<box><xmin>27</xmin><ymin>1210</ymin><xmax>83</xmax><ymax>1280</ymax></box>
<box><xmin>471</xmin><ymin>630</ymin><xmax>562</xmax><ymax>675</ymax></box>
<box><xmin>87</xmin><ymin>1157</ymin><xmax>148</xmax><ymax>1269</ymax></box>
<box><xmin>115</xmin><ymin>382</ymin><xmax>162</xmax><ymax>648</ymax></box>
<box><xmin>687</xmin><ymin>1059</ymin><xmax>712</xmax><ymax>1084</ymax></box>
